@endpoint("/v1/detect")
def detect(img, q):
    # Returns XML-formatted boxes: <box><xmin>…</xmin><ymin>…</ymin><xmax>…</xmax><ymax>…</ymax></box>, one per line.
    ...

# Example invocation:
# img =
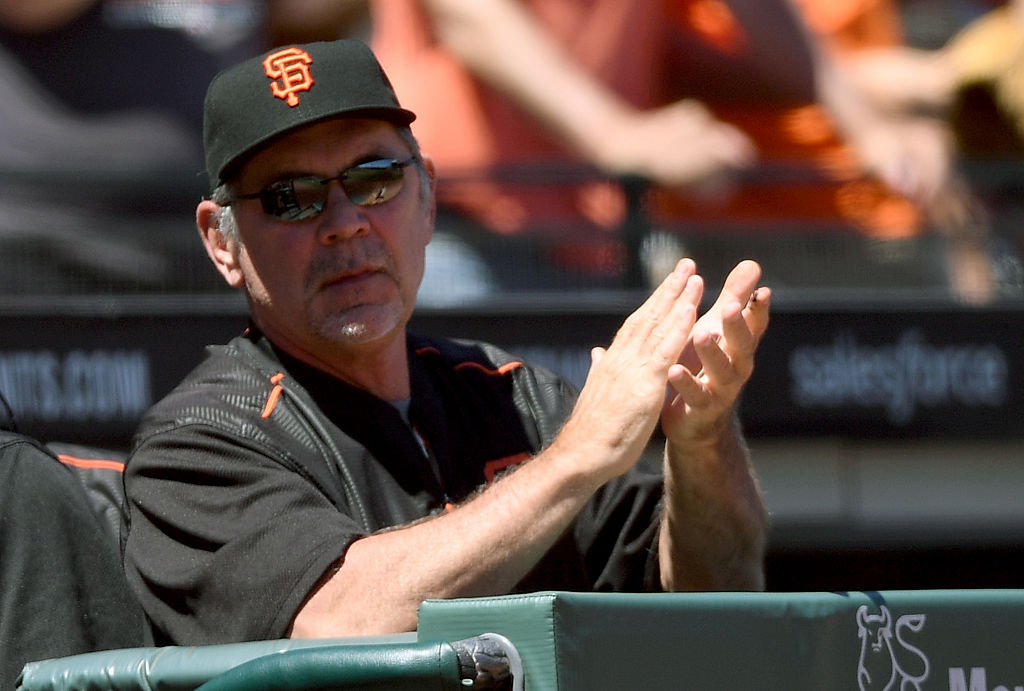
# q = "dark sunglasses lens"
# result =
<box><xmin>342</xmin><ymin>160</ymin><xmax>406</xmax><ymax>207</ymax></box>
<box><xmin>252</xmin><ymin>160</ymin><xmax>410</xmax><ymax>221</ymax></box>
<box><xmin>262</xmin><ymin>178</ymin><xmax>328</xmax><ymax>220</ymax></box>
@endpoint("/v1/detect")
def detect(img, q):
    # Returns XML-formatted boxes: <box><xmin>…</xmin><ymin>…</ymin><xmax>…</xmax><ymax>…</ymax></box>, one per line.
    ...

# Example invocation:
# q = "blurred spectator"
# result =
<box><xmin>940</xmin><ymin>0</ymin><xmax>1024</xmax><ymax>296</ymax></box>
<box><xmin>789</xmin><ymin>0</ymin><xmax>999</xmax><ymax>302</ymax></box>
<box><xmin>837</xmin><ymin>0</ymin><xmax>1024</xmax><ymax>299</ymax></box>
<box><xmin>0</xmin><ymin>0</ymin><xmax>373</xmax><ymax>168</ymax></box>
<box><xmin>0</xmin><ymin>1</ymin><xmax>265</xmax><ymax>146</ymax></box>
<box><xmin>0</xmin><ymin>1</ymin><xmax>267</xmax><ymax>292</ymax></box>
<box><xmin>369</xmin><ymin>0</ymin><xmax>999</xmax><ymax>302</ymax></box>
<box><xmin>371</xmin><ymin>0</ymin><xmax>762</xmax><ymax>296</ymax></box>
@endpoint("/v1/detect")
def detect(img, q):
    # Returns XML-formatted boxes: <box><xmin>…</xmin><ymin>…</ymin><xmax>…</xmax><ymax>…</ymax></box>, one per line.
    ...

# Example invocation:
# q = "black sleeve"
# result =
<box><xmin>0</xmin><ymin>435</ymin><xmax>147</xmax><ymax>690</ymax></box>
<box><xmin>509</xmin><ymin>358</ymin><xmax>665</xmax><ymax>592</ymax></box>
<box><xmin>123</xmin><ymin>424</ymin><xmax>365</xmax><ymax>645</ymax></box>
<box><xmin>574</xmin><ymin>454</ymin><xmax>665</xmax><ymax>592</ymax></box>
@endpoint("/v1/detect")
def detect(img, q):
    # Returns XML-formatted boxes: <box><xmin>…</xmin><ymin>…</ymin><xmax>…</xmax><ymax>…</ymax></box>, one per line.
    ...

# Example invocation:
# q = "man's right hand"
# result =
<box><xmin>556</xmin><ymin>258</ymin><xmax>704</xmax><ymax>482</ymax></box>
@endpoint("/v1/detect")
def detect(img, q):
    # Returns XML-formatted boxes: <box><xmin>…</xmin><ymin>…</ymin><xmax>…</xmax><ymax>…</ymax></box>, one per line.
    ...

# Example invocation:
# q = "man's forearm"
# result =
<box><xmin>291</xmin><ymin>433</ymin><xmax>609</xmax><ymax>637</ymax></box>
<box><xmin>658</xmin><ymin>415</ymin><xmax>768</xmax><ymax>592</ymax></box>
<box><xmin>423</xmin><ymin>0</ymin><xmax>641</xmax><ymax>163</ymax></box>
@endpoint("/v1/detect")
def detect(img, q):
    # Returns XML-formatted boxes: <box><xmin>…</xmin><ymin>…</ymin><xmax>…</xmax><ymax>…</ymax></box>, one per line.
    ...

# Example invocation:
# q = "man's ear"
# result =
<box><xmin>197</xmin><ymin>200</ymin><xmax>245</xmax><ymax>288</ymax></box>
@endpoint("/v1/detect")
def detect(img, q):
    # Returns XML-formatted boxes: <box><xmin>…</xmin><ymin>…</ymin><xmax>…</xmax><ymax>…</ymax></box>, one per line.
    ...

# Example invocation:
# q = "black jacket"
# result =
<box><xmin>0</xmin><ymin>430</ymin><xmax>147</xmax><ymax>688</ymax></box>
<box><xmin>124</xmin><ymin>328</ymin><xmax>664</xmax><ymax>645</ymax></box>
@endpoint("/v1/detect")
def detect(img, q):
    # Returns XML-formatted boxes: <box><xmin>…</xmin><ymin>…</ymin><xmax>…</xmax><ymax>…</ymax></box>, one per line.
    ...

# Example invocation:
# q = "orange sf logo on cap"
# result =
<box><xmin>263</xmin><ymin>47</ymin><xmax>314</xmax><ymax>107</ymax></box>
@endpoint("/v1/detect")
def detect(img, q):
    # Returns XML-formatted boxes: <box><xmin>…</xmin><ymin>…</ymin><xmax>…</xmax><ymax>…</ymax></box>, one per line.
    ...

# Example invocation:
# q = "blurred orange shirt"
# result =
<box><xmin>371</xmin><ymin>0</ymin><xmax>921</xmax><ymax>245</ymax></box>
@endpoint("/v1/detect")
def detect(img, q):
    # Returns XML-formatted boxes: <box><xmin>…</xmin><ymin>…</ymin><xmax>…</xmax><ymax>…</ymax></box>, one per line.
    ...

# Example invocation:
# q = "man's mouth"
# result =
<box><xmin>321</xmin><ymin>267</ymin><xmax>382</xmax><ymax>289</ymax></box>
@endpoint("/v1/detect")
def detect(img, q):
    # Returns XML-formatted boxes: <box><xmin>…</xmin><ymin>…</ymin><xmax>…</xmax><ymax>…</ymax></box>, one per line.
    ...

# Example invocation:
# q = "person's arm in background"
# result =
<box><xmin>422</xmin><ymin>0</ymin><xmax>755</xmax><ymax>197</ymax></box>
<box><xmin>420</xmin><ymin>0</ymin><xmax>960</xmax><ymax>212</ymax></box>
<box><xmin>809</xmin><ymin>37</ymin><xmax>955</xmax><ymax>213</ymax></box>
<box><xmin>267</xmin><ymin>0</ymin><xmax>371</xmax><ymax>45</ymax></box>
<box><xmin>779</xmin><ymin>0</ymin><xmax>966</xmax><ymax>216</ymax></box>
<box><xmin>839</xmin><ymin>46</ymin><xmax>954</xmax><ymax>116</ymax></box>
<box><xmin>0</xmin><ymin>0</ymin><xmax>95</xmax><ymax>32</ymax></box>
<box><xmin>784</xmin><ymin>0</ymin><xmax>997</xmax><ymax>304</ymax></box>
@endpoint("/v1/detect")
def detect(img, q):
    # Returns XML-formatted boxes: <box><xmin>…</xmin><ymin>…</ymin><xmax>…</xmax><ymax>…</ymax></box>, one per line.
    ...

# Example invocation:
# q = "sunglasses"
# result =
<box><xmin>229</xmin><ymin>157</ymin><xmax>416</xmax><ymax>221</ymax></box>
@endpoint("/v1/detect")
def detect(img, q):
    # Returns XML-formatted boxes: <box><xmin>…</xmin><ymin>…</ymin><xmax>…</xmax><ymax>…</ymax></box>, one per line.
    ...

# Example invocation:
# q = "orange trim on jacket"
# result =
<box><xmin>262</xmin><ymin>373</ymin><xmax>286</xmax><ymax>418</ymax></box>
<box><xmin>57</xmin><ymin>455</ymin><xmax>126</xmax><ymax>472</ymax></box>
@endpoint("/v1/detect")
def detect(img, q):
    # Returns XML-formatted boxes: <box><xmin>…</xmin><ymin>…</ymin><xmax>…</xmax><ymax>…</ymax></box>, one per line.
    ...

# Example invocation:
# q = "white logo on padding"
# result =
<box><xmin>856</xmin><ymin>605</ymin><xmax>930</xmax><ymax>690</ymax></box>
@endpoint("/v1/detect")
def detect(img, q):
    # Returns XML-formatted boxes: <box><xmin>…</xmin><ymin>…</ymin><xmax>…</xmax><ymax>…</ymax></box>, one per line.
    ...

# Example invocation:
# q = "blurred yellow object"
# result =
<box><xmin>947</xmin><ymin>5</ymin><xmax>1024</xmax><ymax>138</ymax></box>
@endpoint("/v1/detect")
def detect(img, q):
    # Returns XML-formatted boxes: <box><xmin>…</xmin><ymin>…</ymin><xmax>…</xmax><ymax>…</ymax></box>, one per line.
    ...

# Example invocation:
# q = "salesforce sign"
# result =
<box><xmin>737</xmin><ymin>308</ymin><xmax>1023</xmax><ymax>438</ymax></box>
<box><xmin>789</xmin><ymin>330</ymin><xmax>1008</xmax><ymax>426</ymax></box>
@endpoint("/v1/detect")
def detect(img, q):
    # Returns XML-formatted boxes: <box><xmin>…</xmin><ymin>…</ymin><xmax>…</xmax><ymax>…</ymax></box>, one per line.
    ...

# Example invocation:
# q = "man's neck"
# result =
<box><xmin>261</xmin><ymin>327</ymin><xmax>412</xmax><ymax>401</ymax></box>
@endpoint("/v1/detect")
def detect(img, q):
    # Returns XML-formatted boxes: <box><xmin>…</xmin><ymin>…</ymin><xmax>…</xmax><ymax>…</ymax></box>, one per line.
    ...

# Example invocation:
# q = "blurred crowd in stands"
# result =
<box><xmin>1</xmin><ymin>0</ymin><xmax>1024</xmax><ymax>305</ymax></box>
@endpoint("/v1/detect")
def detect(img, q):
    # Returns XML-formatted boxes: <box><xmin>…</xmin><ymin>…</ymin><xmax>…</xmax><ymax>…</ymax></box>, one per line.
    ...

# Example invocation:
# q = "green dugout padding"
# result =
<box><xmin>190</xmin><ymin>641</ymin><xmax>463</xmax><ymax>691</ymax></box>
<box><xmin>17</xmin><ymin>635</ymin><xmax>417</xmax><ymax>691</ymax></box>
<box><xmin>17</xmin><ymin>633</ymin><xmax>521</xmax><ymax>691</ymax></box>
<box><xmin>18</xmin><ymin>590</ymin><xmax>1024</xmax><ymax>690</ymax></box>
<box><xmin>416</xmin><ymin>590</ymin><xmax>1024</xmax><ymax>690</ymax></box>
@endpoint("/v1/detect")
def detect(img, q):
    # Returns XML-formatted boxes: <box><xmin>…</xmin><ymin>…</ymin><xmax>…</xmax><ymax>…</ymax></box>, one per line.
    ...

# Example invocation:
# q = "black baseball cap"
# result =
<box><xmin>203</xmin><ymin>39</ymin><xmax>416</xmax><ymax>189</ymax></box>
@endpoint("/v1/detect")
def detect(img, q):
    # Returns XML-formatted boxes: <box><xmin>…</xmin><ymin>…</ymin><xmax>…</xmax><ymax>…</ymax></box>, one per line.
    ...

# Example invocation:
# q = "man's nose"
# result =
<box><xmin>316</xmin><ymin>182</ymin><xmax>369</xmax><ymax>243</ymax></box>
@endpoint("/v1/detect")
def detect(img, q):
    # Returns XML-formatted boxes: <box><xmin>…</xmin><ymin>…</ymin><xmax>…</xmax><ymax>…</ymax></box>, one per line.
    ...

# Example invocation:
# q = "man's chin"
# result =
<box><xmin>314</xmin><ymin>303</ymin><xmax>406</xmax><ymax>346</ymax></box>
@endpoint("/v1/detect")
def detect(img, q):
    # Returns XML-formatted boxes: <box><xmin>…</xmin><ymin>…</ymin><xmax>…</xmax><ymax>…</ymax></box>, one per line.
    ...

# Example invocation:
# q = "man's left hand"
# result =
<box><xmin>662</xmin><ymin>259</ymin><xmax>770</xmax><ymax>445</ymax></box>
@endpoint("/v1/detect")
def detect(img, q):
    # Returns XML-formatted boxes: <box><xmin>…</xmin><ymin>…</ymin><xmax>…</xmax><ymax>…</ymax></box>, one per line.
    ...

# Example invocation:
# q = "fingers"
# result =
<box><xmin>694</xmin><ymin>326</ymin><xmax>745</xmax><ymax>387</ymax></box>
<box><xmin>712</xmin><ymin>259</ymin><xmax>762</xmax><ymax>314</ymax></box>
<box><xmin>621</xmin><ymin>257</ymin><xmax>695</xmax><ymax>330</ymax></box>
<box><xmin>662</xmin><ymin>261</ymin><xmax>771</xmax><ymax>443</ymax></box>
<box><xmin>566</xmin><ymin>259</ymin><xmax>708</xmax><ymax>480</ymax></box>
<box><xmin>680</xmin><ymin>260</ymin><xmax>767</xmax><ymax>371</ymax></box>
<box><xmin>614</xmin><ymin>258</ymin><xmax>702</xmax><ymax>368</ymax></box>
<box><xmin>741</xmin><ymin>285</ymin><xmax>771</xmax><ymax>346</ymax></box>
<box><xmin>666</xmin><ymin>362</ymin><xmax>711</xmax><ymax>408</ymax></box>
<box><xmin>647</xmin><ymin>258</ymin><xmax>699</xmax><ymax>318</ymax></box>
<box><xmin>657</xmin><ymin>271</ymin><xmax>703</xmax><ymax>365</ymax></box>
<box><xmin>700</xmin><ymin>261</ymin><xmax>769</xmax><ymax>336</ymax></box>
<box><xmin>693</xmin><ymin>282</ymin><xmax>770</xmax><ymax>387</ymax></box>
<box><xmin>605</xmin><ymin>257</ymin><xmax>768</xmax><ymax>402</ymax></box>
